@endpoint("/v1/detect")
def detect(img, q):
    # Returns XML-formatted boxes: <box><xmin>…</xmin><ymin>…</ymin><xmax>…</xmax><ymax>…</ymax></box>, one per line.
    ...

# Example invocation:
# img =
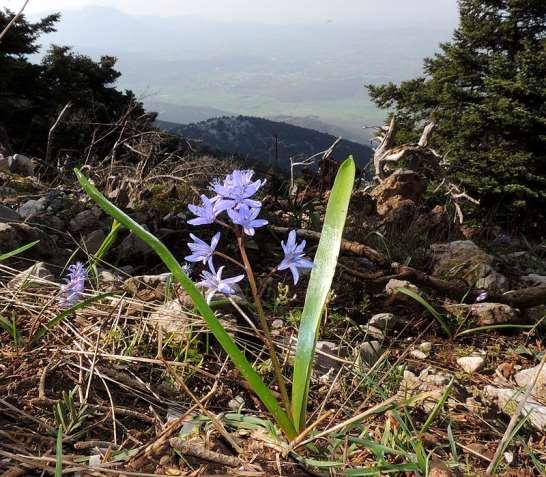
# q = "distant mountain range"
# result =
<box><xmin>157</xmin><ymin>116</ymin><xmax>373</xmax><ymax>171</ymax></box>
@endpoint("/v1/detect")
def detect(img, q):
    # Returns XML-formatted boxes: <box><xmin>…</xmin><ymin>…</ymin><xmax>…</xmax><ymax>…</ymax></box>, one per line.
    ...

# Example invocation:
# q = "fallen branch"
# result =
<box><xmin>169</xmin><ymin>438</ymin><xmax>241</xmax><ymax>467</ymax></box>
<box><xmin>389</xmin><ymin>265</ymin><xmax>546</xmax><ymax>308</ymax></box>
<box><xmin>270</xmin><ymin>226</ymin><xmax>386</xmax><ymax>264</ymax></box>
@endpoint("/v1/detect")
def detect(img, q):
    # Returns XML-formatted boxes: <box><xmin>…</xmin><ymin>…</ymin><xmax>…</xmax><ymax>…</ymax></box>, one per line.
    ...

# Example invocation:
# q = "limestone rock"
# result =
<box><xmin>69</xmin><ymin>207</ymin><xmax>103</xmax><ymax>233</ymax></box>
<box><xmin>9</xmin><ymin>154</ymin><xmax>34</xmax><ymax>176</ymax></box>
<box><xmin>0</xmin><ymin>222</ymin><xmax>19</xmax><ymax>250</ymax></box>
<box><xmin>8</xmin><ymin>262</ymin><xmax>56</xmax><ymax>289</ymax></box>
<box><xmin>514</xmin><ymin>365</ymin><xmax>546</xmax><ymax>402</ymax></box>
<box><xmin>18</xmin><ymin>197</ymin><xmax>47</xmax><ymax>219</ymax></box>
<box><xmin>446</xmin><ymin>303</ymin><xmax>519</xmax><ymax>326</ymax></box>
<box><xmin>485</xmin><ymin>386</ymin><xmax>546</xmax><ymax>432</ymax></box>
<box><xmin>368</xmin><ymin>313</ymin><xmax>396</xmax><ymax>332</ymax></box>
<box><xmin>385</xmin><ymin>279</ymin><xmax>421</xmax><ymax>302</ymax></box>
<box><xmin>0</xmin><ymin>222</ymin><xmax>58</xmax><ymax>258</ymax></box>
<box><xmin>0</xmin><ymin>205</ymin><xmax>20</xmax><ymax>222</ymax></box>
<box><xmin>83</xmin><ymin>229</ymin><xmax>106</xmax><ymax>255</ymax></box>
<box><xmin>359</xmin><ymin>340</ymin><xmax>383</xmax><ymax>367</ymax></box>
<box><xmin>419</xmin><ymin>342</ymin><xmax>432</xmax><ymax>354</ymax></box>
<box><xmin>363</xmin><ymin>325</ymin><xmax>385</xmax><ymax>340</ymax></box>
<box><xmin>398</xmin><ymin>367</ymin><xmax>461</xmax><ymax>412</ymax></box>
<box><xmin>457</xmin><ymin>356</ymin><xmax>485</xmax><ymax>374</ymax></box>
<box><xmin>410</xmin><ymin>349</ymin><xmax>428</xmax><ymax>360</ymax></box>
<box><xmin>431</xmin><ymin>240</ymin><xmax>508</xmax><ymax>292</ymax></box>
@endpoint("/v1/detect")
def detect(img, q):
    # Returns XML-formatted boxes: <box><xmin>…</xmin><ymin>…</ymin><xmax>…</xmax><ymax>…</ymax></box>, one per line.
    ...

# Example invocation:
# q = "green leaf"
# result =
<box><xmin>291</xmin><ymin>157</ymin><xmax>355</xmax><ymax>431</ymax></box>
<box><xmin>397</xmin><ymin>288</ymin><xmax>452</xmax><ymax>337</ymax></box>
<box><xmin>32</xmin><ymin>293</ymin><xmax>113</xmax><ymax>343</ymax></box>
<box><xmin>55</xmin><ymin>427</ymin><xmax>63</xmax><ymax>477</ymax></box>
<box><xmin>0</xmin><ymin>240</ymin><xmax>40</xmax><ymax>262</ymax></box>
<box><xmin>457</xmin><ymin>324</ymin><xmax>534</xmax><ymax>337</ymax></box>
<box><xmin>419</xmin><ymin>378</ymin><xmax>453</xmax><ymax>436</ymax></box>
<box><xmin>74</xmin><ymin>169</ymin><xmax>296</xmax><ymax>439</ymax></box>
<box><xmin>346</xmin><ymin>463</ymin><xmax>421</xmax><ymax>475</ymax></box>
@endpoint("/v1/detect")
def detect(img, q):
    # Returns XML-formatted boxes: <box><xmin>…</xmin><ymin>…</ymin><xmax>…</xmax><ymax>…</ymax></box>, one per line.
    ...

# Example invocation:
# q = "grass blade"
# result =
<box><xmin>0</xmin><ymin>240</ymin><xmax>40</xmax><ymax>261</ymax></box>
<box><xmin>397</xmin><ymin>287</ymin><xmax>452</xmax><ymax>337</ymax></box>
<box><xmin>55</xmin><ymin>426</ymin><xmax>63</xmax><ymax>477</ymax></box>
<box><xmin>457</xmin><ymin>324</ymin><xmax>534</xmax><ymax>337</ymax></box>
<box><xmin>419</xmin><ymin>378</ymin><xmax>453</xmax><ymax>436</ymax></box>
<box><xmin>74</xmin><ymin>168</ymin><xmax>296</xmax><ymax>439</ymax></box>
<box><xmin>291</xmin><ymin>157</ymin><xmax>355</xmax><ymax>431</ymax></box>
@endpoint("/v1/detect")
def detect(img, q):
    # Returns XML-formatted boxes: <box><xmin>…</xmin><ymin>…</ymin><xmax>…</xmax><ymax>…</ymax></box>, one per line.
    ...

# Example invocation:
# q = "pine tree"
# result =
<box><xmin>0</xmin><ymin>9</ymin><xmax>149</xmax><ymax>158</ymax></box>
<box><xmin>368</xmin><ymin>0</ymin><xmax>546</xmax><ymax>232</ymax></box>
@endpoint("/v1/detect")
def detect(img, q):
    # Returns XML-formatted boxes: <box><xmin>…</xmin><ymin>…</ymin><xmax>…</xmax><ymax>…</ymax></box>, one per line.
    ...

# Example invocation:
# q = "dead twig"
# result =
<box><xmin>169</xmin><ymin>438</ymin><xmax>241</xmax><ymax>467</ymax></box>
<box><xmin>0</xmin><ymin>0</ymin><xmax>30</xmax><ymax>44</ymax></box>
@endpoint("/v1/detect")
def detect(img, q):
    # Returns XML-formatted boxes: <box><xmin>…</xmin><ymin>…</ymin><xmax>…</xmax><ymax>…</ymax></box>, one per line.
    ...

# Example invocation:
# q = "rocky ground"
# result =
<box><xmin>0</xmin><ymin>147</ymin><xmax>545</xmax><ymax>476</ymax></box>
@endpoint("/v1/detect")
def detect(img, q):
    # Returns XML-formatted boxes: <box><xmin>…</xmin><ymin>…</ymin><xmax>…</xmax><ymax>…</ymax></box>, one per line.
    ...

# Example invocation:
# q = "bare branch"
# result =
<box><xmin>0</xmin><ymin>0</ymin><xmax>30</xmax><ymax>44</ymax></box>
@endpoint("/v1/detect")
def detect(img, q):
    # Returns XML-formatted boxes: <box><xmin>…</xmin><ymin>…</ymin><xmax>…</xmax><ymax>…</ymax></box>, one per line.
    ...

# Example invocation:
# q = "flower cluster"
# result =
<box><xmin>187</xmin><ymin>169</ymin><xmax>314</xmax><ymax>302</ymax></box>
<box><xmin>59</xmin><ymin>262</ymin><xmax>87</xmax><ymax>308</ymax></box>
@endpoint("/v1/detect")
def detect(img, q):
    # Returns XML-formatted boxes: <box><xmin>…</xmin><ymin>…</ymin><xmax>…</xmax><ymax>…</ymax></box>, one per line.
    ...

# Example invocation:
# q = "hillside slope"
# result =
<box><xmin>158</xmin><ymin>116</ymin><xmax>373</xmax><ymax>171</ymax></box>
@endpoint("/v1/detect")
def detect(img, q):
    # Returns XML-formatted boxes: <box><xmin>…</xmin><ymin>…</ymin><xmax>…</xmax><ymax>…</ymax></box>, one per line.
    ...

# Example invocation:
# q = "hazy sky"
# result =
<box><xmin>12</xmin><ymin>0</ymin><xmax>459</xmax><ymax>25</ymax></box>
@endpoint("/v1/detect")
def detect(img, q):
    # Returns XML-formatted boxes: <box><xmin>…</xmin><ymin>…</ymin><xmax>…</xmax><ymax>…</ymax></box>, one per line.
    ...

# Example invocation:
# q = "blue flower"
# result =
<box><xmin>476</xmin><ymin>290</ymin><xmax>489</xmax><ymax>302</ymax></box>
<box><xmin>188</xmin><ymin>195</ymin><xmax>218</xmax><ymax>226</ymax></box>
<box><xmin>59</xmin><ymin>262</ymin><xmax>87</xmax><ymax>308</ymax></box>
<box><xmin>185</xmin><ymin>232</ymin><xmax>220</xmax><ymax>266</ymax></box>
<box><xmin>227</xmin><ymin>205</ymin><xmax>268</xmax><ymax>236</ymax></box>
<box><xmin>278</xmin><ymin>230</ymin><xmax>313</xmax><ymax>285</ymax></box>
<box><xmin>198</xmin><ymin>263</ymin><xmax>245</xmax><ymax>303</ymax></box>
<box><xmin>212</xmin><ymin>170</ymin><xmax>265</xmax><ymax>211</ymax></box>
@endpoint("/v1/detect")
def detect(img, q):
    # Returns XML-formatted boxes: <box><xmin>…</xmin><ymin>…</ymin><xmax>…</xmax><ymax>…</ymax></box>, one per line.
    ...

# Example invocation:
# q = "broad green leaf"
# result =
<box><xmin>74</xmin><ymin>169</ymin><xmax>296</xmax><ymax>439</ymax></box>
<box><xmin>0</xmin><ymin>240</ymin><xmax>39</xmax><ymax>261</ymax></box>
<box><xmin>291</xmin><ymin>157</ymin><xmax>355</xmax><ymax>431</ymax></box>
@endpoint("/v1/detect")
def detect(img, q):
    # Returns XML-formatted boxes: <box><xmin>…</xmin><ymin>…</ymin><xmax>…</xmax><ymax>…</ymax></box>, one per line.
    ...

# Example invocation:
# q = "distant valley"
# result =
<box><xmin>30</xmin><ymin>6</ymin><xmax>457</xmax><ymax>137</ymax></box>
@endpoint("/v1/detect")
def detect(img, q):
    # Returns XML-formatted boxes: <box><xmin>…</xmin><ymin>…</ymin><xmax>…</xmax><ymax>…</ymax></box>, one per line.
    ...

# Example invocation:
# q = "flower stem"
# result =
<box><xmin>235</xmin><ymin>228</ymin><xmax>292</xmax><ymax>419</ymax></box>
<box><xmin>214</xmin><ymin>251</ymin><xmax>245</xmax><ymax>270</ymax></box>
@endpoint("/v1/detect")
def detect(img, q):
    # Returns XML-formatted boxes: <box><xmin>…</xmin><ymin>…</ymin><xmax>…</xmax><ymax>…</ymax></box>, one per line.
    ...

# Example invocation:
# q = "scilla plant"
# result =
<box><xmin>75</xmin><ymin>156</ymin><xmax>355</xmax><ymax>439</ymax></box>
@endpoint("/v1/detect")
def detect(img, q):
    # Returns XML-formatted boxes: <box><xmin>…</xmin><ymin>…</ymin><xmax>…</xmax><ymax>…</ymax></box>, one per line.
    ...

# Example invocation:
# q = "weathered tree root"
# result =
<box><xmin>389</xmin><ymin>265</ymin><xmax>546</xmax><ymax>309</ymax></box>
<box><xmin>169</xmin><ymin>438</ymin><xmax>241</xmax><ymax>467</ymax></box>
<box><xmin>270</xmin><ymin>226</ymin><xmax>386</xmax><ymax>264</ymax></box>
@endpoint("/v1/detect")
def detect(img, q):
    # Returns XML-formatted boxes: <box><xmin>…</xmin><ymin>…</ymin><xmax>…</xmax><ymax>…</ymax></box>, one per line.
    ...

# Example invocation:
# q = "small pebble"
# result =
<box><xmin>457</xmin><ymin>356</ymin><xmax>485</xmax><ymax>374</ymax></box>
<box><xmin>410</xmin><ymin>350</ymin><xmax>427</xmax><ymax>360</ymax></box>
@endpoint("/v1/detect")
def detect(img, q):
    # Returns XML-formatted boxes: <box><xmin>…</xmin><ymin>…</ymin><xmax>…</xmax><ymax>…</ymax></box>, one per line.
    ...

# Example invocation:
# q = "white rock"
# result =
<box><xmin>385</xmin><ymin>279</ymin><xmax>421</xmax><ymax>301</ymax></box>
<box><xmin>364</xmin><ymin>324</ymin><xmax>385</xmax><ymax>340</ymax></box>
<box><xmin>410</xmin><ymin>349</ymin><xmax>428</xmax><ymax>360</ymax></box>
<box><xmin>457</xmin><ymin>356</ymin><xmax>485</xmax><ymax>374</ymax></box>
<box><xmin>514</xmin><ymin>365</ymin><xmax>546</xmax><ymax>402</ymax></box>
<box><xmin>359</xmin><ymin>340</ymin><xmax>383</xmax><ymax>367</ymax></box>
<box><xmin>485</xmin><ymin>385</ymin><xmax>546</xmax><ymax>432</ymax></box>
<box><xmin>368</xmin><ymin>313</ymin><xmax>396</xmax><ymax>332</ymax></box>
<box><xmin>8</xmin><ymin>262</ymin><xmax>56</xmax><ymax>289</ymax></box>
<box><xmin>9</xmin><ymin>154</ymin><xmax>34</xmax><ymax>176</ymax></box>
<box><xmin>0</xmin><ymin>204</ymin><xmax>20</xmax><ymax>222</ymax></box>
<box><xmin>419</xmin><ymin>342</ymin><xmax>432</xmax><ymax>354</ymax></box>
<box><xmin>271</xmin><ymin>319</ymin><xmax>284</xmax><ymax>329</ymax></box>
<box><xmin>18</xmin><ymin>197</ymin><xmax>47</xmax><ymax>219</ymax></box>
